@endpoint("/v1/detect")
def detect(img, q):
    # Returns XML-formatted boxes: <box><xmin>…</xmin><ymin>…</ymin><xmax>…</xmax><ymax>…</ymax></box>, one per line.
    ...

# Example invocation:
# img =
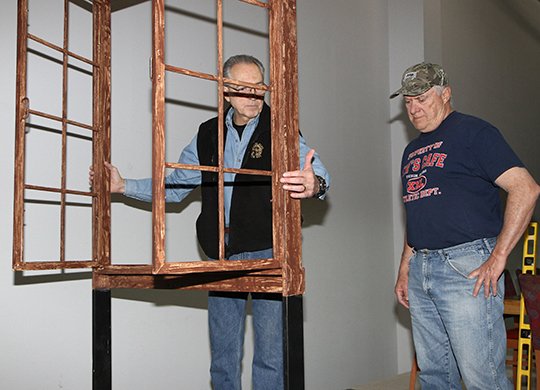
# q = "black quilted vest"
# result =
<box><xmin>196</xmin><ymin>103</ymin><xmax>272</xmax><ymax>258</ymax></box>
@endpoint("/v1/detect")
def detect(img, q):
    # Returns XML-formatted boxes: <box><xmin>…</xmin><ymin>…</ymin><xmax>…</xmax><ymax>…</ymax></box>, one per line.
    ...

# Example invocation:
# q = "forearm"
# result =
<box><xmin>124</xmin><ymin>174</ymin><xmax>198</xmax><ymax>203</ymax></box>
<box><xmin>493</xmin><ymin>187</ymin><xmax>540</xmax><ymax>259</ymax></box>
<box><xmin>395</xmin><ymin>236</ymin><xmax>413</xmax><ymax>308</ymax></box>
<box><xmin>468</xmin><ymin>183</ymin><xmax>539</xmax><ymax>297</ymax></box>
<box><xmin>124</xmin><ymin>178</ymin><xmax>153</xmax><ymax>202</ymax></box>
<box><xmin>398</xmin><ymin>241</ymin><xmax>414</xmax><ymax>277</ymax></box>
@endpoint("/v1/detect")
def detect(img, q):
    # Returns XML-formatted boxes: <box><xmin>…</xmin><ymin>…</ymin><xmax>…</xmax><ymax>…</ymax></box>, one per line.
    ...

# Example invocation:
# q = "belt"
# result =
<box><xmin>414</xmin><ymin>237</ymin><xmax>496</xmax><ymax>254</ymax></box>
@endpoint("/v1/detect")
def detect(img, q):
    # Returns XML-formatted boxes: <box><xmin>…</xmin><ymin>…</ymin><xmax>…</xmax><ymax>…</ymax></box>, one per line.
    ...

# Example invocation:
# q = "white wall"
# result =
<box><xmin>1</xmin><ymin>0</ymin><xmax>539</xmax><ymax>389</ymax></box>
<box><xmin>297</xmin><ymin>1</ymin><xmax>397</xmax><ymax>387</ymax></box>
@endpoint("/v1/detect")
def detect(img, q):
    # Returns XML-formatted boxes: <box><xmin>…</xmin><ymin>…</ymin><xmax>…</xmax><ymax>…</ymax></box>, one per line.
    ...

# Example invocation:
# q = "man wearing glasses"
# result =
<box><xmin>92</xmin><ymin>54</ymin><xmax>330</xmax><ymax>389</ymax></box>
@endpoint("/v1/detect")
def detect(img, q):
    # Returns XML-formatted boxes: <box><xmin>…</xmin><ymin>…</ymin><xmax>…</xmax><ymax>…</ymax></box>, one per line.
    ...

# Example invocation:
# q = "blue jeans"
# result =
<box><xmin>408</xmin><ymin>237</ymin><xmax>512</xmax><ymax>390</ymax></box>
<box><xmin>208</xmin><ymin>248</ymin><xmax>283</xmax><ymax>390</ymax></box>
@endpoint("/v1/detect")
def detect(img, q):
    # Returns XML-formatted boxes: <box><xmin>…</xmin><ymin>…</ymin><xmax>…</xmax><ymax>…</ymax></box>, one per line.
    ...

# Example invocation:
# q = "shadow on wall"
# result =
<box><xmin>389</xmin><ymin>107</ymin><xmax>418</xmax><ymax>143</ymax></box>
<box><xmin>489</xmin><ymin>0</ymin><xmax>540</xmax><ymax>44</ymax></box>
<box><xmin>113</xmin><ymin>288</ymin><xmax>209</xmax><ymax>310</ymax></box>
<box><xmin>301</xmin><ymin>197</ymin><xmax>331</xmax><ymax>228</ymax></box>
<box><xmin>394</xmin><ymin>301</ymin><xmax>412</xmax><ymax>332</ymax></box>
<box><xmin>14</xmin><ymin>270</ymin><xmax>92</xmax><ymax>285</ymax></box>
<box><xmin>106</xmin><ymin>0</ymin><xmax>268</xmax><ymax>38</ymax></box>
<box><xmin>110</xmin><ymin>0</ymin><xmax>150</xmax><ymax>13</ymax></box>
<box><xmin>389</xmin><ymin>104</ymin><xmax>417</xmax><ymax>336</ymax></box>
<box><xmin>13</xmin><ymin>271</ymin><xmax>209</xmax><ymax>310</ymax></box>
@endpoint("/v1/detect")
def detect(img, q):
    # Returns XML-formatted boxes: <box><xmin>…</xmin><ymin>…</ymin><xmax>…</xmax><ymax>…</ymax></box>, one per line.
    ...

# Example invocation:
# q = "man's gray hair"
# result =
<box><xmin>432</xmin><ymin>85</ymin><xmax>453</xmax><ymax>106</ymax></box>
<box><xmin>432</xmin><ymin>85</ymin><xmax>446</xmax><ymax>96</ymax></box>
<box><xmin>223</xmin><ymin>55</ymin><xmax>265</xmax><ymax>79</ymax></box>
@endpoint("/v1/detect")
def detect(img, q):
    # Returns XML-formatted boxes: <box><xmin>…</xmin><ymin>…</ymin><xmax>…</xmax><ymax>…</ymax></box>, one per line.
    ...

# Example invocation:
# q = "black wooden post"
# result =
<box><xmin>93</xmin><ymin>289</ymin><xmax>111</xmax><ymax>390</ymax></box>
<box><xmin>283</xmin><ymin>295</ymin><xmax>305</xmax><ymax>390</ymax></box>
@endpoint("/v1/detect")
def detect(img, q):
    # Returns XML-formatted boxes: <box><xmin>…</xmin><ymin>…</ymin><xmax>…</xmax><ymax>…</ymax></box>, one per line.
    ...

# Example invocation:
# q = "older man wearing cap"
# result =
<box><xmin>392</xmin><ymin>62</ymin><xmax>539</xmax><ymax>389</ymax></box>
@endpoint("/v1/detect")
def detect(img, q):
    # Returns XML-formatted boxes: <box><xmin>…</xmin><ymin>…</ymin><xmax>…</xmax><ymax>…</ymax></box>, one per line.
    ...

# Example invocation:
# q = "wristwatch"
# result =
<box><xmin>313</xmin><ymin>175</ymin><xmax>327</xmax><ymax>198</ymax></box>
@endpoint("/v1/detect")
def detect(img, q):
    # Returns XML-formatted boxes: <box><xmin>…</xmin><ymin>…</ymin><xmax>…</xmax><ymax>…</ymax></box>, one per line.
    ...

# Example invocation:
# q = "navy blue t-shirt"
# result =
<box><xmin>401</xmin><ymin>111</ymin><xmax>523</xmax><ymax>250</ymax></box>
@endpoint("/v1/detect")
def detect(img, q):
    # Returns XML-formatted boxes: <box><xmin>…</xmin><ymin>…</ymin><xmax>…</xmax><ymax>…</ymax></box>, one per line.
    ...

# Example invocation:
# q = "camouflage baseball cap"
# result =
<box><xmin>390</xmin><ymin>62</ymin><xmax>448</xmax><ymax>99</ymax></box>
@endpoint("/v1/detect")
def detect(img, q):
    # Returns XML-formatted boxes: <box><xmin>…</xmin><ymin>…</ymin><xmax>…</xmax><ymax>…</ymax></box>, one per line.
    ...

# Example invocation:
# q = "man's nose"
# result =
<box><xmin>248</xmin><ymin>88</ymin><xmax>261</xmax><ymax>100</ymax></box>
<box><xmin>408</xmin><ymin>100</ymin><xmax>420</xmax><ymax>114</ymax></box>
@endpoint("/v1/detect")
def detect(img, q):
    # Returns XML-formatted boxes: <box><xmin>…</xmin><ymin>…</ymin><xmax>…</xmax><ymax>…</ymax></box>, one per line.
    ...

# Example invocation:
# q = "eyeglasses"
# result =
<box><xmin>226</xmin><ymin>83</ymin><xmax>267</xmax><ymax>96</ymax></box>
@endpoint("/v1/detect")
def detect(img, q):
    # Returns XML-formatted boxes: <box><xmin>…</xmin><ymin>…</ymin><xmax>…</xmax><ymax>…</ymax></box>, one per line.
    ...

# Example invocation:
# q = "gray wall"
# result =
<box><xmin>389</xmin><ymin>0</ymin><xmax>426</xmax><ymax>374</ymax></box>
<box><xmin>297</xmin><ymin>1</ymin><xmax>397</xmax><ymax>387</ymax></box>
<box><xmin>1</xmin><ymin>0</ymin><xmax>539</xmax><ymax>389</ymax></box>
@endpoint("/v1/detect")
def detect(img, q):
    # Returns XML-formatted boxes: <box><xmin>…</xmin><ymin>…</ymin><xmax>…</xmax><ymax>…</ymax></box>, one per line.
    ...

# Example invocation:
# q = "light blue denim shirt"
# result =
<box><xmin>124</xmin><ymin>107</ymin><xmax>330</xmax><ymax>225</ymax></box>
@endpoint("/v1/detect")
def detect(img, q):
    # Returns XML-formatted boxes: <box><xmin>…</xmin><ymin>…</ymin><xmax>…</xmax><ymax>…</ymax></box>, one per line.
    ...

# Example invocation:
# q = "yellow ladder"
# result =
<box><xmin>516</xmin><ymin>222</ymin><xmax>538</xmax><ymax>389</ymax></box>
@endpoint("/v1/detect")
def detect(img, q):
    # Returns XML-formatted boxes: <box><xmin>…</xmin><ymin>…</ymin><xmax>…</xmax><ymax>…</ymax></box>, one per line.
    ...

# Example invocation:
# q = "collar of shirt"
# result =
<box><xmin>224</xmin><ymin>108</ymin><xmax>261</xmax><ymax>169</ymax></box>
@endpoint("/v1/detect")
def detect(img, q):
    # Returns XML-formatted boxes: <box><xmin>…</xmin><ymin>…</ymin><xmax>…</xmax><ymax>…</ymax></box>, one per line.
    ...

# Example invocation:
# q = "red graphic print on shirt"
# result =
<box><xmin>402</xmin><ymin>141</ymin><xmax>446</xmax><ymax>203</ymax></box>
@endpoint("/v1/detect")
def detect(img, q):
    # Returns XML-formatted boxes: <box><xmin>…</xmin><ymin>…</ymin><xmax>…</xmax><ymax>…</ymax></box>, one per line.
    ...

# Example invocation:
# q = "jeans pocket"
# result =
<box><xmin>444</xmin><ymin>249</ymin><xmax>488</xmax><ymax>279</ymax></box>
<box><xmin>408</xmin><ymin>251</ymin><xmax>419</xmax><ymax>274</ymax></box>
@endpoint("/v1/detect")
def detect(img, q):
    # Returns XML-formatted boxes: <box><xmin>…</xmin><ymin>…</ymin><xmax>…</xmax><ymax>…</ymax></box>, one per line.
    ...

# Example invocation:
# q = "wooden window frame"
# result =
<box><xmin>13</xmin><ymin>0</ymin><xmax>304</xmax><ymax>296</ymax></box>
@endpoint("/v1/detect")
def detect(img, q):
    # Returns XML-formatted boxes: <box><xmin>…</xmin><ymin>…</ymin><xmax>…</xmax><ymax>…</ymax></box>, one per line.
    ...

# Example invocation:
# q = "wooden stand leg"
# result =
<box><xmin>283</xmin><ymin>295</ymin><xmax>304</xmax><ymax>390</ymax></box>
<box><xmin>410</xmin><ymin>354</ymin><xmax>418</xmax><ymax>390</ymax></box>
<box><xmin>93</xmin><ymin>289</ymin><xmax>111</xmax><ymax>390</ymax></box>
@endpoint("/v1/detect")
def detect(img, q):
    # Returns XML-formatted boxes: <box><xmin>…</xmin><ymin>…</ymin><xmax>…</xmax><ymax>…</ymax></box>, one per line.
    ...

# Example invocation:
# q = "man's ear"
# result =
<box><xmin>442</xmin><ymin>86</ymin><xmax>452</xmax><ymax>103</ymax></box>
<box><xmin>224</xmin><ymin>86</ymin><xmax>231</xmax><ymax>103</ymax></box>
